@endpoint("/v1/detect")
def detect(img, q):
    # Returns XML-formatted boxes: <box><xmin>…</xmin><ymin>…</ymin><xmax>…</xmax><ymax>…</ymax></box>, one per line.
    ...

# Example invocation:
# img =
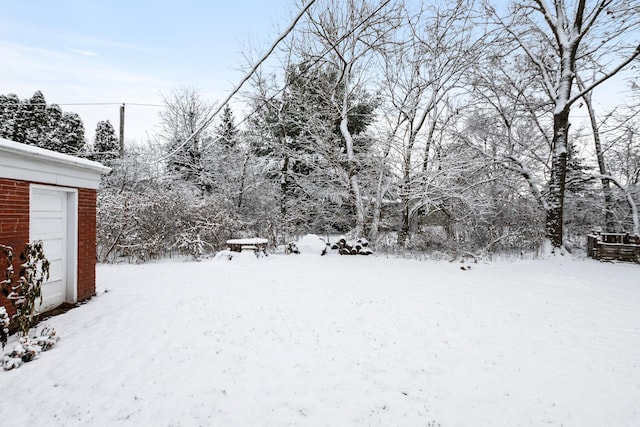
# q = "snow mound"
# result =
<box><xmin>236</xmin><ymin>248</ymin><xmax>259</xmax><ymax>263</ymax></box>
<box><xmin>296</xmin><ymin>234</ymin><xmax>327</xmax><ymax>255</ymax></box>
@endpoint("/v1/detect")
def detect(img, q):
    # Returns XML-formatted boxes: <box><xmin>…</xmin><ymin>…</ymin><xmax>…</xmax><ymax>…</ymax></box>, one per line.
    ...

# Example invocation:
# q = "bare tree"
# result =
<box><xmin>378</xmin><ymin>0</ymin><xmax>483</xmax><ymax>246</ymax></box>
<box><xmin>487</xmin><ymin>0</ymin><xmax>640</xmax><ymax>249</ymax></box>
<box><xmin>298</xmin><ymin>0</ymin><xmax>396</xmax><ymax>237</ymax></box>
<box><xmin>596</xmin><ymin>100</ymin><xmax>640</xmax><ymax>235</ymax></box>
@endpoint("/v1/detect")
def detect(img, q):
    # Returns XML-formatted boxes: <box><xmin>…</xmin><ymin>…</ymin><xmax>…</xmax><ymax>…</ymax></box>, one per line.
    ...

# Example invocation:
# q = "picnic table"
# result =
<box><xmin>226</xmin><ymin>238</ymin><xmax>269</xmax><ymax>255</ymax></box>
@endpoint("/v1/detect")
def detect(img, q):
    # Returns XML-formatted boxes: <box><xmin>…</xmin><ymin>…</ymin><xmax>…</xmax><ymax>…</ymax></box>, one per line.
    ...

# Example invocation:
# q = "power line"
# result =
<box><xmin>126</xmin><ymin>103</ymin><xmax>165</xmax><ymax>107</ymax></box>
<box><xmin>157</xmin><ymin>0</ymin><xmax>319</xmax><ymax>163</ymax></box>
<box><xmin>0</xmin><ymin>102</ymin><xmax>165</xmax><ymax>107</ymax></box>
<box><xmin>201</xmin><ymin>0</ymin><xmax>393</xmax><ymax>153</ymax></box>
<box><xmin>3</xmin><ymin>0</ymin><xmax>392</xmax><ymax>152</ymax></box>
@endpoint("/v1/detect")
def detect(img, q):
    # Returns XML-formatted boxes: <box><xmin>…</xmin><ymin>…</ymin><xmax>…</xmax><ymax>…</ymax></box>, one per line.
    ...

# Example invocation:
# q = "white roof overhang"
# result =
<box><xmin>0</xmin><ymin>137</ymin><xmax>111</xmax><ymax>190</ymax></box>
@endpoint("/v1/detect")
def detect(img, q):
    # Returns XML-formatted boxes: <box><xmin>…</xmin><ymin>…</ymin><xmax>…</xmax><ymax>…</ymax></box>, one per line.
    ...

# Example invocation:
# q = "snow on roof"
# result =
<box><xmin>0</xmin><ymin>137</ymin><xmax>111</xmax><ymax>189</ymax></box>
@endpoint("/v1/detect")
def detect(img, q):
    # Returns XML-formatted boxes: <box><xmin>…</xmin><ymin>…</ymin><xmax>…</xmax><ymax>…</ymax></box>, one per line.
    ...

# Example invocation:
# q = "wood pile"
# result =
<box><xmin>331</xmin><ymin>238</ymin><xmax>372</xmax><ymax>255</ymax></box>
<box><xmin>285</xmin><ymin>242</ymin><xmax>300</xmax><ymax>254</ymax></box>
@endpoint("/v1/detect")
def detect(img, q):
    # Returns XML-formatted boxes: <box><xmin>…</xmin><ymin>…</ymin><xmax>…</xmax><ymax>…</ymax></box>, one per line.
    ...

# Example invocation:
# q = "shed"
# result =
<box><xmin>0</xmin><ymin>137</ymin><xmax>110</xmax><ymax>315</ymax></box>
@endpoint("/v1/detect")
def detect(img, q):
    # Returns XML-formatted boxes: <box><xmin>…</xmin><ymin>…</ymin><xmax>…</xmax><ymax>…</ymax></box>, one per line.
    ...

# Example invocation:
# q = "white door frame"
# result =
<box><xmin>30</xmin><ymin>184</ymin><xmax>79</xmax><ymax>306</ymax></box>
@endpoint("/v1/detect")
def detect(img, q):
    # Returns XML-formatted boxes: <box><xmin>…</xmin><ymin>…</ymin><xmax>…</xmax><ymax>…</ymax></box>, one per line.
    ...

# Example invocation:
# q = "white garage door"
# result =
<box><xmin>31</xmin><ymin>187</ymin><xmax>67</xmax><ymax>312</ymax></box>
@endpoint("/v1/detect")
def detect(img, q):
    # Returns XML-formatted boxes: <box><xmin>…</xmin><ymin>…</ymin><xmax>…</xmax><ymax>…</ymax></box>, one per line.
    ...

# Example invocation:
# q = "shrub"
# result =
<box><xmin>1</xmin><ymin>326</ymin><xmax>60</xmax><ymax>371</ymax></box>
<box><xmin>1</xmin><ymin>241</ymin><xmax>50</xmax><ymax>336</ymax></box>
<box><xmin>0</xmin><ymin>241</ymin><xmax>59</xmax><ymax>370</ymax></box>
<box><xmin>0</xmin><ymin>307</ymin><xmax>8</xmax><ymax>351</ymax></box>
<box><xmin>1</xmin><ymin>244</ymin><xmax>14</xmax><ymax>350</ymax></box>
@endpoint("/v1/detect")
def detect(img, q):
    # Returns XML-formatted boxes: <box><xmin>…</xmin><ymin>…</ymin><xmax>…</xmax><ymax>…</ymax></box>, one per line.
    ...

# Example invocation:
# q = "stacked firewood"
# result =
<box><xmin>285</xmin><ymin>241</ymin><xmax>300</xmax><ymax>254</ymax></box>
<box><xmin>331</xmin><ymin>238</ymin><xmax>372</xmax><ymax>255</ymax></box>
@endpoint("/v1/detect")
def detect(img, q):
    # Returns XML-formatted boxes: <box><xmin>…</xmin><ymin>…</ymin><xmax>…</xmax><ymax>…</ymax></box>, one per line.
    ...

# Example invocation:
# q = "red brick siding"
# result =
<box><xmin>77</xmin><ymin>188</ymin><xmax>97</xmax><ymax>300</ymax></box>
<box><xmin>0</xmin><ymin>179</ymin><xmax>30</xmax><ymax>316</ymax></box>
<box><xmin>0</xmin><ymin>179</ymin><xmax>98</xmax><ymax>313</ymax></box>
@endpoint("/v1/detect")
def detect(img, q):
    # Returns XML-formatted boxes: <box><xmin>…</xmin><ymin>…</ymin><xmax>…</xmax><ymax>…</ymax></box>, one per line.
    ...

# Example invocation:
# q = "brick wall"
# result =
<box><xmin>0</xmin><ymin>179</ymin><xmax>30</xmax><ymax>316</ymax></box>
<box><xmin>0</xmin><ymin>179</ymin><xmax>97</xmax><ymax>313</ymax></box>
<box><xmin>77</xmin><ymin>188</ymin><xmax>97</xmax><ymax>301</ymax></box>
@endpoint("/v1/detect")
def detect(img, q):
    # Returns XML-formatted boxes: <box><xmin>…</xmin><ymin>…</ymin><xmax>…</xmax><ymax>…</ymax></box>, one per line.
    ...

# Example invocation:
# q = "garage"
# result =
<box><xmin>0</xmin><ymin>137</ymin><xmax>109</xmax><ymax>315</ymax></box>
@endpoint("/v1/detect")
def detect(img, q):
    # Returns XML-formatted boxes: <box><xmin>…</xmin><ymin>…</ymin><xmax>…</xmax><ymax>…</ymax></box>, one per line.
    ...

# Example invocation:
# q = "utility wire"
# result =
<box><xmin>201</xmin><ymin>0</ymin><xmax>393</xmax><ymax>153</ymax></box>
<box><xmin>157</xmin><ymin>0</ymin><xmax>318</xmax><ymax>163</ymax></box>
<box><xmin>2</xmin><ymin>0</ymin><xmax>393</xmax><ymax>152</ymax></box>
<box><xmin>0</xmin><ymin>102</ymin><xmax>165</xmax><ymax>107</ymax></box>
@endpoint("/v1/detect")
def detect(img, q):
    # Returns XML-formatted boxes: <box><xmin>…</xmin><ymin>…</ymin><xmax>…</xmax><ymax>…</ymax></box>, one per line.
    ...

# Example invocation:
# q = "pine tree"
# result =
<box><xmin>43</xmin><ymin>104</ymin><xmax>64</xmax><ymax>149</ymax></box>
<box><xmin>0</xmin><ymin>94</ymin><xmax>20</xmax><ymax>139</ymax></box>
<box><xmin>12</xmin><ymin>99</ymin><xmax>29</xmax><ymax>144</ymax></box>
<box><xmin>93</xmin><ymin>120</ymin><xmax>120</xmax><ymax>162</ymax></box>
<box><xmin>24</xmin><ymin>91</ymin><xmax>48</xmax><ymax>147</ymax></box>
<box><xmin>159</xmin><ymin>87</ymin><xmax>215</xmax><ymax>197</ymax></box>
<box><xmin>57</xmin><ymin>112</ymin><xmax>85</xmax><ymax>154</ymax></box>
<box><xmin>248</xmin><ymin>62</ymin><xmax>378</xmax><ymax>238</ymax></box>
<box><xmin>215</xmin><ymin>105</ymin><xmax>238</xmax><ymax>148</ymax></box>
<box><xmin>0</xmin><ymin>91</ymin><xmax>87</xmax><ymax>155</ymax></box>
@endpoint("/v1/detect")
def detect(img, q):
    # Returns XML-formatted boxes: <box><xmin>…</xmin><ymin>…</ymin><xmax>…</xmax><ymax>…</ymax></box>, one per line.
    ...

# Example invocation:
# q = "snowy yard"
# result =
<box><xmin>1</xmin><ymin>254</ymin><xmax>639</xmax><ymax>426</ymax></box>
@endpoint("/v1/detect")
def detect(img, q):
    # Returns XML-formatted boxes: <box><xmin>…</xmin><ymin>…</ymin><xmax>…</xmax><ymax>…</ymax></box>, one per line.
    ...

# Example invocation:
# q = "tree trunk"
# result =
<box><xmin>397</xmin><ymin>148</ymin><xmax>413</xmax><ymax>247</ymax></box>
<box><xmin>369</xmin><ymin>138</ymin><xmax>392</xmax><ymax>242</ymax></box>
<box><xmin>280</xmin><ymin>153</ymin><xmax>289</xmax><ymax>245</ymax></box>
<box><xmin>339</xmin><ymin>68</ymin><xmax>366</xmax><ymax>237</ymax></box>
<box><xmin>582</xmin><ymin>89</ymin><xmax>614</xmax><ymax>230</ymax></box>
<box><xmin>545</xmin><ymin>107</ymin><xmax>570</xmax><ymax>248</ymax></box>
<box><xmin>369</xmin><ymin>177</ymin><xmax>383</xmax><ymax>242</ymax></box>
<box><xmin>236</xmin><ymin>151</ymin><xmax>249</xmax><ymax>209</ymax></box>
<box><xmin>399</xmin><ymin>100</ymin><xmax>435</xmax><ymax>247</ymax></box>
<box><xmin>618</xmin><ymin>183</ymin><xmax>640</xmax><ymax>236</ymax></box>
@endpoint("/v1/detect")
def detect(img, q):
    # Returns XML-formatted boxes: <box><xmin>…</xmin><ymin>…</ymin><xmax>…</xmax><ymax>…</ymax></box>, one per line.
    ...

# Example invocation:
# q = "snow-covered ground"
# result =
<box><xmin>1</xmin><ymin>254</ymin><xmax>639</xmax><ymax>426</ymax></box>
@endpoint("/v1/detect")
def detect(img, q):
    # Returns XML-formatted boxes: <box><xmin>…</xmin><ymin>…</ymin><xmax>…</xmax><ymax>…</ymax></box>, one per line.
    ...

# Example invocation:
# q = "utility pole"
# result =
<box><xmin>119</xmin><ymin>103</ymin><xmax>125</xmax><ymax>157</ymax></box>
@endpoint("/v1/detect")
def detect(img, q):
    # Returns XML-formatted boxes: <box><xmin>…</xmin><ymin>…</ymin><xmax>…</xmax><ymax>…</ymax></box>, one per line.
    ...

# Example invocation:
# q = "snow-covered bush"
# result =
<box><xmin>171</xmin><ymin>196</ymin><xmax>236</xmax><ymax>261</ymax></box>
<box><xmin>14</xmin><ymin>242</ymin><xmax>50</xmax><ymax>336</ymax></box>
<box><xmin>1</xmin><ymin>241</ymin><xmax>50</xmax><ymax>337</ymax></box>
<box><xmin>1</xmin><ymin>325</ymin><xmax>60</xmax><ymax>371</ymax></box>
<box><xmin>0</xmin><ymin>307</ymin><xmax>8</xmax><ymax>351</ymax></box>
<box><xmin>0</xmin><ymin>242</ymin><xmax>59</xmax><ymax>370</ymax></box>
<box><xmin>1</xmin><ymin>244</ymin><xmax>13</xmax><ymax>350</ymax></box>
<box><xmin>98</xmin><ymin>185</ymin><xmax>239</xmax><ymax>262</ymax></box>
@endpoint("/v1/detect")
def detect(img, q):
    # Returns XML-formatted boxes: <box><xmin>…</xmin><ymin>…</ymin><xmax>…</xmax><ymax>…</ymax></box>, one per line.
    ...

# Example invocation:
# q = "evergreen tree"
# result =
<box><xmin>24</xmin><ymin>90</ymin><xmax>48</xmax><ymax>147</ymax></box>
<box><xmin>43</xmin><ymin>104</ymin><xmax>64</xmax><ymax>149</ymax></box>
<box><xmin>57</xmin><ymin>112</ymin><xmax>85</xmax><ymax>154</ymax></box>
<box><xmin>212</xmin><ymin>105</ymin><xmax>250</xmax><ymax>208</ymax></box>
<box><xmin>0</xmin><ymin>94</ymin><xmax>20</xmax><ymax>139</ymax></box>
<box><xmin>215</xmin><ymin>105</ymin><xmax>238</xmax><ymax>148</ymax></box>
<box><xmin>248</xmin><ymin>62</ymin><xmax>378</xmax><ymax>238</ymax></box>
<box><xmin>0</xmin><ymin>91</ymin><xmax>87</xmax><ymax>156</ymax></box>
<box><xmin>93</xmin><ymin>120</ymin><xmax>120</xmax><ymax>162</ymax></box>
<box><xmin>159</xmin><ymin>87</ymin><xmax>215</xmax><ymax>196</ymax></box>
<box><xmin>12</xmin><ymin>99</ymin><xmax>30</xmax><ymax>144</ymax></box>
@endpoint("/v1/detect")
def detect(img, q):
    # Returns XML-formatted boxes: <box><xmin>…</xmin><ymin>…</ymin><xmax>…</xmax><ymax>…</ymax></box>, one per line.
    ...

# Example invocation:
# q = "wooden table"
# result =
<box><xmin>226</xmin><ymin>238</ymin><xmax>269</xmax><ymax>255</ymax></box>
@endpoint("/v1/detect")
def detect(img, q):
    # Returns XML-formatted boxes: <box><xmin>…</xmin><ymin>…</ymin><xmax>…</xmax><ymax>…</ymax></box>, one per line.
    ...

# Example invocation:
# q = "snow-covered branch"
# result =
<box><xmin>569</xmin><ymin>44</ymin><xmax>640</xmax><ymax>107</ymax></box>
<box><xmin>592</xmin><ymin>173</ymin><xmax>639</xmax><ymax>235</ymax></box>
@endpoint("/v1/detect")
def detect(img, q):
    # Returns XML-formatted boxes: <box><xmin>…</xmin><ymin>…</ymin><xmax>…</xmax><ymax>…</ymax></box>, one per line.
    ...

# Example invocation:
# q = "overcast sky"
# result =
<box><xmin>1</xmin><ymin>1</ymin><xmax>635</xmax><ymax>146</ymax></box>
<box><xmin>0</xmin><ymin>0</ymin><xmax>295</xmax><ymax>142</ymax></box>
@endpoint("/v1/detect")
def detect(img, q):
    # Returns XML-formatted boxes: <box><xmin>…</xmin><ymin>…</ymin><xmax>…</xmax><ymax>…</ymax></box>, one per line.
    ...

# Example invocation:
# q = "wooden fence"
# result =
<box><xmin>587</xmin><ymin>232</ymin><xmax>640</xmax><ymax>263</ymax></box>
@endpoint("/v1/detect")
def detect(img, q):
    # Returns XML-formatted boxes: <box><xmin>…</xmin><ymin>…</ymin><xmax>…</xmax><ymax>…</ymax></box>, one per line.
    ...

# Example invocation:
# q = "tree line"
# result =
<box><xmin>101</xmin><ymin>0</ymin><xmax>639</xmax><ymax>260</ymax></box>
<box><xmin>5</xmin><ymin>0</ymin><xmax>640</xmax><ymax>261</ymax></box>
<box><xmin>0</xmin><ymin>90</ymin><xmax>120</xmax><ymax>163</ymax></box>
